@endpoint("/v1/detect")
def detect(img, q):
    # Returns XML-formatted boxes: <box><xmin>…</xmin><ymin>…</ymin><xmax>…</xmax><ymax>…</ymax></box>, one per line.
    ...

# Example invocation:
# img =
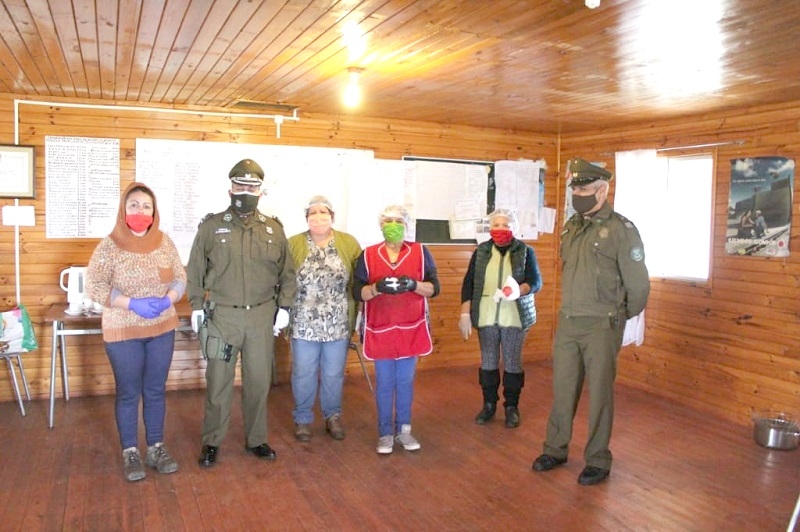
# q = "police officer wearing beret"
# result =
<box><xmin>532</xmin><ymin>157</ymin><xmax>650</xmax><ymax>486</ymax></box>
<box><xmin>187</xmin><ymin>158</ymin><xmax>297</xmax><ymax>467</ymax></box>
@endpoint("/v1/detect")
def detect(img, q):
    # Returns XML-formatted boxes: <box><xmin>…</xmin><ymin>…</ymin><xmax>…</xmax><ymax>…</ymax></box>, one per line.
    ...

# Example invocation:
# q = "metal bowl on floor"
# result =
<box><xmin>752</xmin><ymin>412</ymin><xmax>800</xmax><ymax>450</ymax></box>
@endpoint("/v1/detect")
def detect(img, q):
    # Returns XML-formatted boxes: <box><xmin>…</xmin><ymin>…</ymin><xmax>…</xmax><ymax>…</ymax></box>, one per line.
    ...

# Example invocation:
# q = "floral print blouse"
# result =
<box><xmin>291</xmin><ymin>235</ymin><xmax>350</xmax><ymax>342</ymax></box>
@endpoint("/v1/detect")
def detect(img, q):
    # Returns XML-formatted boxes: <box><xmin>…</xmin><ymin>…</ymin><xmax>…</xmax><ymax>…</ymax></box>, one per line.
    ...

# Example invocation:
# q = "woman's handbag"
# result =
<box><xmin>517</xmin><ymin>292</ymin><xmax>537</xmax><ymax>331</ymax></box>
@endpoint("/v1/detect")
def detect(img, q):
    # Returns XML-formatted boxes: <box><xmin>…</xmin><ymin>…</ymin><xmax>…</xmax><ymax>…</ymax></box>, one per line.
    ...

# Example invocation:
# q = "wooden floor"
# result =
<box><xmin>1</xmin><ymin>363</ymin><xmax>798</xmax><ymax>531</ymax></box>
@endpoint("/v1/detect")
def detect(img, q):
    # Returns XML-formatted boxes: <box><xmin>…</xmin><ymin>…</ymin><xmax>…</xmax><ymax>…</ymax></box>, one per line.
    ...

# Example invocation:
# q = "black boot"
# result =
<box><xmin>475</xmin><ymin>369</ymin><xmax>500</xmax><ymax>424</ymax></box>
<box><xmin>503</xmin><ymin>371</ymin><xmax>525</xmax><ymax>428</ymax></box>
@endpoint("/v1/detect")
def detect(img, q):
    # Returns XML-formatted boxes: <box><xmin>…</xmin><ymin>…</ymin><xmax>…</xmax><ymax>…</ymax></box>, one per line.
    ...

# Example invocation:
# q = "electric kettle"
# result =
<box><xmin>59</xmin><ymin>266</ymin><xmax>88</xmax><ymax>306</ymax></box>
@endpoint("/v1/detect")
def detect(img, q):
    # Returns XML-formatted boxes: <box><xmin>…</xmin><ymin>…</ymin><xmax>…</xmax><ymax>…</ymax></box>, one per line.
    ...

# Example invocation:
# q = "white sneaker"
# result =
<box><xmin>376</xmin><ymin>435</ymin><xmax>394</xmax><ymax>454</ymax></box>
<box><xmin>395</xmin><ymin>424</ymin><xmax>421</xmax><ymax>451</ymax></box>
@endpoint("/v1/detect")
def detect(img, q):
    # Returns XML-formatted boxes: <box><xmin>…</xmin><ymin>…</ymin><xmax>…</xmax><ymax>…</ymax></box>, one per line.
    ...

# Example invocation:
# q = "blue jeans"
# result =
<box><xmin>374</xmin><ymin>357</ymin><xmax>417</xmax><ymax>437</ymax></box>
<box><xmin>291</xmin><ymin>338</ymin><xmax>349</xmax><ymax>424</ymax></box>
<box><xmin>105</xmin><ymin>331</ymin><xmax>175</xmax><ymax>450</ymax></box>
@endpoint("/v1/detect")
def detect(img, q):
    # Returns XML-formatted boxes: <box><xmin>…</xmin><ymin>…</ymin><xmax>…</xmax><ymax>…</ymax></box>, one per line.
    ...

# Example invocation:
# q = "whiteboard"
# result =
<box><xmin>136</xmin><ymin>138</ymin><xmax>374</xmax><ymax>262</ymax></box>
<box><xmin>135</xmin><ymin>138</ymin><xmax>541</xmax><ymax>258</ymax></box>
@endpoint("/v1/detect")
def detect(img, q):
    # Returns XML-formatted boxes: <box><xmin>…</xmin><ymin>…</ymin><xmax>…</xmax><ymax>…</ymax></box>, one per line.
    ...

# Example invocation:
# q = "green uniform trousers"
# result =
<box><xmin>202</xmin><ymin>303</ymin><xmax>275</xmax><ymax>448</ymax></box>
<box><xmin>543</xmin><ymin>312</ymin><xmax>625</xmax><ymax>470</ymax></box>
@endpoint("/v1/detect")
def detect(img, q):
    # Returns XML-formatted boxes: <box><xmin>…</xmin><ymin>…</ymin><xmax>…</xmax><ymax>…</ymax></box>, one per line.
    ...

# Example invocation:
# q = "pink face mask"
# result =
<box><xmin>308</xmin><ymin>211</ymin><xmax>332</xmax><ymax>235</ymax></box>
<box><xmin>126</xmin><ymin>213</ymin><xmax>153</xmax><ymax>233</ymax></box>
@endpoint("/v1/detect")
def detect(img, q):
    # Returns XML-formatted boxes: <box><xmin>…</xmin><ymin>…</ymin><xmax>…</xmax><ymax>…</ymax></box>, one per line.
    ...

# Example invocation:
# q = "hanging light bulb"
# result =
<box><xmin>585</xmin><ymin>0</ymin><xmax>600</xmax><ymax>8</ymax></box>
<box><xmin>343</xmin><ymin>68</ymin><xmax>362</xmax><ymax>108</ymax></box>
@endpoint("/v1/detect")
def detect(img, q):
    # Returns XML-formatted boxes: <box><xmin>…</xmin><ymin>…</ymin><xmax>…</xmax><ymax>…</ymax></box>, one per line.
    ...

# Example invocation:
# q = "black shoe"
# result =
<box><xmin>578</xmin><ymin>466</ymin><xmax>610</xmax><ymax>486</ymax></box>
<box><xmin>532</xmin><ymin>453</ymin><xmax>567</xmax><ymax>472</ymax></box>
<box><xmin>198</xmin><ymin>445</ymin><xmax>218</xmax><ymax>468</ymax></box>
<box><xmin>246</xmin><ymin>443</ymin><xmax>277</xmax><ymax>461</ymax></box>
<box><xmin>474</xmin><ymin>402</ymin><xmax>496</xmax><ymax>424</ymax></box>
<box><xmin>504</xmin><ymin>406</ymin><xmax>520</xmax><ymax>428</ymax></box>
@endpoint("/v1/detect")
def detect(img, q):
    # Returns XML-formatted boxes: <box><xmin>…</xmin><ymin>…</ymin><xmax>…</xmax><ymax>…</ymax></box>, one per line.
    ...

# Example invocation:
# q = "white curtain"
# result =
<box><xmin>615</xmin><ymin>149</ymin><xmax>711</xmax><ymax>280</ymax></box>
<box><xmin>615</xmin><ymin>149</ymin><xmax>666</xmax><ymax>276</ymax></box>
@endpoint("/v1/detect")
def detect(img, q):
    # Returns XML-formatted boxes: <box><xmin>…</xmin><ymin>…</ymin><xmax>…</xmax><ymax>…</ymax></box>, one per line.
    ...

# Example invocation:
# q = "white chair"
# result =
<box><xmin>788</xmin><ymin>491</ymin><xmax>800</xmax><ymax>532</ymax></box>
<box><xmin>0</xmin><ymin>350</ymin><xmax>31</xmax><ymax>416</ymax></box>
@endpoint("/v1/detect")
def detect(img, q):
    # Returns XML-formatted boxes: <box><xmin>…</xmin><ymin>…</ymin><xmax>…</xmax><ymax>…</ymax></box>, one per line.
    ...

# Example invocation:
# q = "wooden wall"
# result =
<box><xmin>0</xmin><ymin>94</ymin><xmax>559</xmax><ymax>405</ymax></box>
<box><xmin>2</xmin><ymin>93</ymin><xmax>798</xmax><ymax>429</ymax></box>
<box><xmin>559</xmin><ymin>101</ymin><xmax>800</xmax><ymax>426</ymax></box>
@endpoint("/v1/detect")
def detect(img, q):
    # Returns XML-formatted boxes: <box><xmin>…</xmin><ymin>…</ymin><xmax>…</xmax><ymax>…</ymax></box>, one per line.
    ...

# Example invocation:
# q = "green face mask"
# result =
<box><xmin>382</xmin><ymin>222</ymin><xmax>405</xmax><ymax>243</ymax></box>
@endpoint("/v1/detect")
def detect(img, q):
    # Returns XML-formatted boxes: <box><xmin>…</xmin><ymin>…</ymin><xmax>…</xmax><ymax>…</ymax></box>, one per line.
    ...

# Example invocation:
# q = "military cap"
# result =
<box><xmin>568</xmin><ymin>157</ymin><xmax>612</xmax><ymax>186</ymax></box>
<box><xmin>228</xmin><ymin>158</ymin><xmax>264</xmax><ymax>186</ymax></box>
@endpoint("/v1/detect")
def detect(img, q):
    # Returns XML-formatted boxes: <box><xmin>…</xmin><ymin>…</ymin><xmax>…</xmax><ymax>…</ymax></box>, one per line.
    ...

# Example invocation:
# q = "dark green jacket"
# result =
<box><xmin>186</xmin><ymin>207</ymin><xmax>297</xmax><ymax>310</ymax></box>
<box><xmin>560</xmin><ymin>202</ymin><xmax>650</xmax><ymax>318</ymax></box>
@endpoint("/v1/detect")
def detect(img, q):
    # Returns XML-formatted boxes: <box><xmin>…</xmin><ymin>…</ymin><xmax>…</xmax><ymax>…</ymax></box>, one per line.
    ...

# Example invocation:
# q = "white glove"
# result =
<box><xmin>458</xmin><ymin>313</ymin><xmax>472</xmax><ymax>340</ymax></box>
<box><xmin>191</xmin><ymin>309</ymin><xmax>205</xmax><ymax>333</ymax></box>
<box><xmin>273</xmin><ymin>307</ymin><xmax>290</xmax><ymax>336</ymax></box>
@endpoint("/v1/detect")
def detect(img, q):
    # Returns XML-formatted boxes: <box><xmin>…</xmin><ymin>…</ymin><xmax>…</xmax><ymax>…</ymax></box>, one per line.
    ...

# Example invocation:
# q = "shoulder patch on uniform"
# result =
<box><xmin>198</xmin><ymin>212</ymin><xmax>215</xmax><ymax>228</ymax></box>
<box><xmin>272</xmin><ymin>215</ymin><xmax>284</xmax><ymax>227</ymax></box>
<box><xmin>630</xmin><ymin>246</ymin><xmax>644</xmax><ymax>262</ymax></box>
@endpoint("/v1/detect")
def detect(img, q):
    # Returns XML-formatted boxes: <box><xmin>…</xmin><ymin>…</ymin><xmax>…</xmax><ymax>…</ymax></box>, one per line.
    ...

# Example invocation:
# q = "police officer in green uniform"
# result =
<box><xmin>187</xmin><ymin>158</ymin><xmax>297</xmax><ymax>468</ymax></box>
<box><xmin>532</xmin><ymin>157</ymin><xmax>650</xmax><ymax>486</ymax></box>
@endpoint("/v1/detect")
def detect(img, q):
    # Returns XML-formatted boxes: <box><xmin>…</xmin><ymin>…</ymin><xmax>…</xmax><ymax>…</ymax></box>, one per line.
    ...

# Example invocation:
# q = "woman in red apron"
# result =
<box><xmin>353</xmin><ymin>205</ymin><xmax>440</xmax><ymax>454</ymax></box>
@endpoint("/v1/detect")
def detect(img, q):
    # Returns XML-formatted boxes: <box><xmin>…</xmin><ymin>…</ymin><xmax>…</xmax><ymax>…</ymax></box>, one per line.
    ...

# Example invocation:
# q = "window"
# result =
<box><xmin>615</xmin><ymin>149</ymin><xmax>713</xmax><ymax>281</ymax></box>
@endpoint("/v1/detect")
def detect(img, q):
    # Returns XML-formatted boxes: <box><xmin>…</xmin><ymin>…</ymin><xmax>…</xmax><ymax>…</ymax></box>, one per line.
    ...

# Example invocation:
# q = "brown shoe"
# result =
<box><xmin>325</xmin><ymin>413</ymin><xmax>345</xmax><ymax>440</ymax></box>
<box><xmin>294</xmin><ymin>423</ymin><xmax>312</xmax><ymax>442</ymax></box>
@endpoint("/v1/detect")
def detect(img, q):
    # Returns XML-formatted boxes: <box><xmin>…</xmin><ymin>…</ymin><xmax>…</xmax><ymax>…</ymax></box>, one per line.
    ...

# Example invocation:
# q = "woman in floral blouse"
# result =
<box><xmin>287</xmin><ymin>196</ymin><xmax>362</xmax><ymax>442</ymax></box>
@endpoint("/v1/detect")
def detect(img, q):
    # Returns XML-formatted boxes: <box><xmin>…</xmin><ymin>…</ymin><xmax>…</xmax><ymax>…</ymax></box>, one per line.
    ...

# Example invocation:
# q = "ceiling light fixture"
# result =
<box><xmin>343</xmin><ymin>67</ymin><xmax>363</xmax><ymax>108</ymax></box>
<box><xmin>585</xmin><ymin>0</ymin><xmax>600</xmax><ymax>8</ymax></box>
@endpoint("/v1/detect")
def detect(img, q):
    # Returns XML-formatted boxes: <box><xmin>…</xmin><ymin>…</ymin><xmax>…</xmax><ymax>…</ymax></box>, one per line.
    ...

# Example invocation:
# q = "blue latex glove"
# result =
<box><xmin>128</xmin><ymin>297</ymin><xmax>162</xmax><ymax>319</ymax></box>
<box><xmin>152</xmin><ymin>295</ymin><xmax>172</xmax><ymax>313</ymax></box>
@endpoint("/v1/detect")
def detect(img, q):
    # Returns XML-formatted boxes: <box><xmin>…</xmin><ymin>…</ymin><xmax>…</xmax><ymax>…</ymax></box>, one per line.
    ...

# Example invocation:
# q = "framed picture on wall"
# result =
<box><xmin>0</xmin><ymin>144</ymin><xmax>36</xmax><ymax>199</ymax></box>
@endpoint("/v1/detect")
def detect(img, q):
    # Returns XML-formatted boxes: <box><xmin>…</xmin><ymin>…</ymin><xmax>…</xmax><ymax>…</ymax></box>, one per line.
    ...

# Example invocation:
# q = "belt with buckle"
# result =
<box><xmin>218</xmin><ymin>301</ymin><xmax>269</xmax><ymax>310</ymax></box>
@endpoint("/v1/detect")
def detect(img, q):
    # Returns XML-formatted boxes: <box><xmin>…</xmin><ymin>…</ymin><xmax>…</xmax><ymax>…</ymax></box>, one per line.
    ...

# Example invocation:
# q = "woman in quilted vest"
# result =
<box><xmin>459</xmin><ymin>209</ymin><xmax>542</xmax><ymax>428</ymax></box>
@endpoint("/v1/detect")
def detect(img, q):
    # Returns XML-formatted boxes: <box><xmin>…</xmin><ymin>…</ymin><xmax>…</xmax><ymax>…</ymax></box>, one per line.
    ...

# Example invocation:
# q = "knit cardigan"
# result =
<box><xmin>86</xmin><ymin>182</ymin><xmax>187</xmax><ymax>342</ymax></box>
<box><xmin>287</xmin><ymin>229</ymin><xmax>362</xmax><ymax>333</ymax></box>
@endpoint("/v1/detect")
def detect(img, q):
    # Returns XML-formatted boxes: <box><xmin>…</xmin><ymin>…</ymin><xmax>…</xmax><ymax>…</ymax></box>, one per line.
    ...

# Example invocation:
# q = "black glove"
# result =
<box><xmin>396</xmin><ymin>276</ymin><xmax>418</xmax><ymax>293</ymax></box>
<box><xmin>376</xmin><ymin>276</ymin><xmax>400</xmax><ymax>294</ymax></box>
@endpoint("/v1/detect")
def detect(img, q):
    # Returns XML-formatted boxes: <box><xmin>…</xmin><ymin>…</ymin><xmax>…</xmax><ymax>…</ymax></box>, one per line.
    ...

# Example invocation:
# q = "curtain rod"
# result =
<box><xmin>656</xmin><ymin>140</ymin><xmax>745</xmax><ymax>152</ymax></box>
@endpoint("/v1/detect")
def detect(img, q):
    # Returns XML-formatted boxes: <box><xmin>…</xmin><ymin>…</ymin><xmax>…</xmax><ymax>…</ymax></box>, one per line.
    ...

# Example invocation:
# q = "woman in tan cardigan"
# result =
<box><xmin>86</xmin><ymin>182</ymin><xmax>186</xmax><ymax>482</ymax></box>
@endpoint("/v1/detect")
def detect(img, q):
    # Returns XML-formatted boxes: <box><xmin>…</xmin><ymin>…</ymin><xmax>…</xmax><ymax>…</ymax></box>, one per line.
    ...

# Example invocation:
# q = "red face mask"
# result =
<box><xmin>490</xmin><ymin>228</ymin><xmax>513</xmax><ymax>246</ymax></box>
<box><xmin>126</xmin><ymin>213</ymin><xmax>153</xmax><ymax>233</ymax></box>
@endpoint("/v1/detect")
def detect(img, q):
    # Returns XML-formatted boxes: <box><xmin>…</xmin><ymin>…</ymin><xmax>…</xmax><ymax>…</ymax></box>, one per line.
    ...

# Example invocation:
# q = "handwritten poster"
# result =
<box><xmin>45</xmin><ymin>136</ymin><xmax>119</xmax><ymax>238</ymax></box>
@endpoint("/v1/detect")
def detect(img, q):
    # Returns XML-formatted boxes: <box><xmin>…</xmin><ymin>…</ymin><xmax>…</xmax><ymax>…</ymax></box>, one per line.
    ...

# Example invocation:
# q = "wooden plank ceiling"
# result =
<box><xmin>0</xmin><ymin>0</ymin><xmax>798</xmax><ymax>134</ymax></box>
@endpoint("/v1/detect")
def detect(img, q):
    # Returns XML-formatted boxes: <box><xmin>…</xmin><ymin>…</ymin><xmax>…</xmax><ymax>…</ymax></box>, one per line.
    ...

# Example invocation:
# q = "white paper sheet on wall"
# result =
<box><xmin>45</xmin><ymin>136</ymin><xmax>120</xmax><ymax>238</ymax></box>
<box><xmin>346</xmin><ymin>158</ymin><xmax>416</xmax><ymax>247</ymax></box>
<box><xmin>494</xmin><ymin>159</ymin><xmax>544</xmax><ymax>240</ymax></box>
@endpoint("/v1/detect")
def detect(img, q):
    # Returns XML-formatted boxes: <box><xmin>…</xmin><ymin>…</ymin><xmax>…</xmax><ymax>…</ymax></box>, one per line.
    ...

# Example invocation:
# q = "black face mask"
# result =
<box><xmin>231</xmin><ymin>192</ymin><xmax>260</xmax><ymax>214</ymax></box>
<box><xmin>572</xmin><ymin>193</ymin><xmax>598</xmax><ymax>214</ymax></box>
